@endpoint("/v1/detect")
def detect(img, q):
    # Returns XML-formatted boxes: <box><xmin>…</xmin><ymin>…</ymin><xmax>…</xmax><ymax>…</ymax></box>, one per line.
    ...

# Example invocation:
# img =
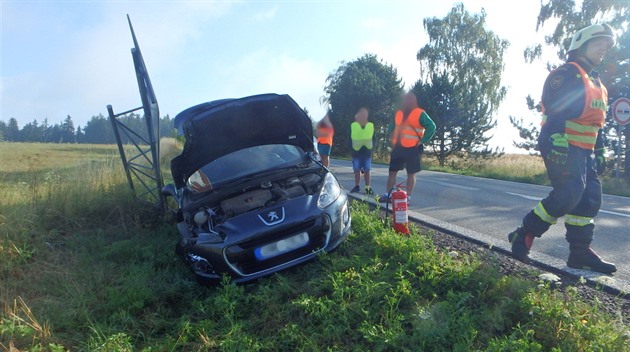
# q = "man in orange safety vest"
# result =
<box><xmin>380</xmin><ymin>92</ymin><xmax>435</xmax><ymax>203</ymax></box>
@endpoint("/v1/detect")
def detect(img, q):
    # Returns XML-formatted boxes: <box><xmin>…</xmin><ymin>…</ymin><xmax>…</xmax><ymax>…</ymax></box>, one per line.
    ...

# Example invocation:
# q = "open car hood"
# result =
<box><xmin>171</xmin><ymin>94</ymin><xmax>314</xmax><ymax>189</ymax></box>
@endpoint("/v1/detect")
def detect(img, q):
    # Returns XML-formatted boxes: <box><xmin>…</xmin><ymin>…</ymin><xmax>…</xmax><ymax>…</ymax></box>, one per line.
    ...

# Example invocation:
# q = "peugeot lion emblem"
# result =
<box><xmin>258</xmin><ymin>207</ymin><xmax>285</xmax><ymax>226</ymax></box>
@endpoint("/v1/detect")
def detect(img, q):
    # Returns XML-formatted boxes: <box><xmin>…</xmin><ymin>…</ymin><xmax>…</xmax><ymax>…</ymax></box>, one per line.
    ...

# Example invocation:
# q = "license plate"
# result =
<box><xmin>254</xmin><ymin>232</ymin><xmax>310</xmax><ymax>261</ymax></box>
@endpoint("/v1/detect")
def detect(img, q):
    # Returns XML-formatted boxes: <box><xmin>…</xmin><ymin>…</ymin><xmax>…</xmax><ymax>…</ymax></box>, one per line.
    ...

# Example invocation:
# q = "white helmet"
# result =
<box><xmin>568</xmin><ymin>23</ymin><xmax>615</xmax><ymax>52</ymax></box>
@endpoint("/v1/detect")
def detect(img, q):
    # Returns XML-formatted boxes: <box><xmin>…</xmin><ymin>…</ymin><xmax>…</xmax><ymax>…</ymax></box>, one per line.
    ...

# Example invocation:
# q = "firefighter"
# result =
<box><xmin>316</xmin><ymin>114</ymin><xmax>334</xmax><ymax>168</ymax></box>
<box><xmin>508</xmin><ymin>24</ymin><xmax>617</xmax><ymax>274</ymax></box>
<box><xmin>349</xmin><ymin>107</ymin><xmax>375</xmax><ymax>195</ymax></box>
<box><xmin>381</xmin><ymin>92</ymin><xmax>436</xmax><ymax>202</ymax></box>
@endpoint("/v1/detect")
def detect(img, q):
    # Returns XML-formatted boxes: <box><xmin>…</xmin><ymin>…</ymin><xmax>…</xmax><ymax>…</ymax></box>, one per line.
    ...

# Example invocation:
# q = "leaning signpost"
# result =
<box><xmin>611</xmin><ymin>97</ymin><xmax>630</xmax><ymax>178</ymax></box>
<box><xmin>106</xmin><ymin>15</ymin><xmax>165</xmax><ymax>210</ymax></box>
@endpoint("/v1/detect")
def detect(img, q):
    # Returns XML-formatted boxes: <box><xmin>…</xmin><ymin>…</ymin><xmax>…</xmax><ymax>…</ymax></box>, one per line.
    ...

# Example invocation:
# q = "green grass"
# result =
<box><xmin>1</xmin><ymin>143</ymin><xmax>628</xmax><ymax>351</ymax></box>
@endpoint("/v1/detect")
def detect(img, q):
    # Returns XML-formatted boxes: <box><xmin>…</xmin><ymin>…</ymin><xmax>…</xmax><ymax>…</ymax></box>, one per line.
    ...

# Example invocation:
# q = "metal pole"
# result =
<box><xmin>616</xmin><ymin>124</ymin><xmax>623</xmax><ymax>179</ymax></box>
<box><xmin>108</xmin><ymin>104</ymin><xmax>137</xmax><ymax>198</ymax></box>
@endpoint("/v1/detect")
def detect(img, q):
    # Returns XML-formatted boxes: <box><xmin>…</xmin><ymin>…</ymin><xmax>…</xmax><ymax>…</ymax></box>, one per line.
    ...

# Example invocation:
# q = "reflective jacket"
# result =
<box><xmin>541</xmin><ymin>62</ymin><xmax>607</xmax><ymax>150</ymax></box>
<box><xmin>350</xmin><ymin>121</ymin><xmax>374</xmax><ymax>151</ymax></box>
<box><xmin>317</xmin><ymin>125</ymin><xmax>334</xmax><ymax>146</ymax></box>
<box><xmin>391</xmin><ymin>108</ymin><xmax>425</xmax><ymax>148</ymax></box>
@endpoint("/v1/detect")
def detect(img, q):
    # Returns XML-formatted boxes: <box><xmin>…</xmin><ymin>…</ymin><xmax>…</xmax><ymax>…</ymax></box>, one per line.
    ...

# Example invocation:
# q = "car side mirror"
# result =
<box><xmin>162</xmin><ymin>184</ymin><xmax>178</xmax><ymax>199</ymax></box>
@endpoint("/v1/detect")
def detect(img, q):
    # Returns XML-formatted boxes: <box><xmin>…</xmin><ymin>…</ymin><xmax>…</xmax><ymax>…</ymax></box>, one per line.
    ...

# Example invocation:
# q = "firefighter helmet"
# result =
<box><xmin>568</xmin><ymin>23</ymin><xmax>615</xmax><ymax>52</ymax></box>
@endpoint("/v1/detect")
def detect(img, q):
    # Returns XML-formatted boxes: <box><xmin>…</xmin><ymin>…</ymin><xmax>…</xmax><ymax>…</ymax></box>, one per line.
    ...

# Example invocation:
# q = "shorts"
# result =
<box><xmin>352</xmin><ymin>153</ymin><xmax>372</xmax><ymax>172</ymax></box>
<box><xmin>317</xmin><ymin>143</ymin><xmax>332</xmax><ymax>156</ymax></box>
<box><xmin>389</xmin><ymin>146</ymin><xmax>421</xmax><ymax>174</ymax></box>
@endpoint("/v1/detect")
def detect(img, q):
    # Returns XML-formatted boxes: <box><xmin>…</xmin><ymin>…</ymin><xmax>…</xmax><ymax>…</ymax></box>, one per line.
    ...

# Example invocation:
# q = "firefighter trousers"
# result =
<box><xmin>522</xmin><ymin>147</ymin><xmax>602</xmax><ymax>245</ymax></box>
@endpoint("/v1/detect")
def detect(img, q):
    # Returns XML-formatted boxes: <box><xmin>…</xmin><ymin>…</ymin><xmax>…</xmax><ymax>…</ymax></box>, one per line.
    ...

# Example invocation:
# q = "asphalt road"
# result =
<box><xmin>329</xmin><ymin>159</ymin><xmax>630</xmax><ymax>288</ymax></box>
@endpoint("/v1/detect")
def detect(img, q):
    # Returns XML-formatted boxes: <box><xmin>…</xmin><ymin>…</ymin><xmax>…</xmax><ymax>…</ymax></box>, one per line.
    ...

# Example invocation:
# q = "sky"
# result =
<box><xmin>2</xmin><ymin>0</ymin><xmax>557</xmax><ymax>152</ymax></box>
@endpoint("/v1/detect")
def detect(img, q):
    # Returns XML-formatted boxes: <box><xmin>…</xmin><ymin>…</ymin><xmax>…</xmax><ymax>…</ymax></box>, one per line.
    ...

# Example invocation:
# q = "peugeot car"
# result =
<box><xmin>162</xmin><ymin>94</ymin><xmax>351</xmax><ymax>284</ymax></box>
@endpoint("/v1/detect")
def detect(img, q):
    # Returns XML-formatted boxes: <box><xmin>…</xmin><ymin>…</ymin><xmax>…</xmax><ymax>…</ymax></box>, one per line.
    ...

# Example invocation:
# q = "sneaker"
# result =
<box><xmin>350</xmin><ymin>185</ymin><xmax>360</xmax><ymax>193</ymax></box>
<box><xmin>378</xmin><ymin>194</ymin><xmax>391</xmax><ymax>203</ymax></box>
<box><xmin>365</xmin><ymin>186</ymin><xmax>374</xmax><ymax>195</ymax></box>
<box><xmin>567</xmin><ymin>245</ymin><xmax>617</xmax><ymax>274</ymax></box>
<box><xmin>508</xmin><ymin>226</ymin><xmax>535</xmax><ymax>263</ymax></box>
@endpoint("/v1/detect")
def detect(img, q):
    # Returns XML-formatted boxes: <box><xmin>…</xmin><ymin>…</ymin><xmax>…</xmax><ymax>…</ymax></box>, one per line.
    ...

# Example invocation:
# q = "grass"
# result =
<box><xmin>367</xmin><ymin>152</ymin><xmax>630</xmax><ymax>197</ymax></box>
<box><xmin>1</xmin><ymin>143</ymin><xmax>628</xmax><ymax>351</ymax></box>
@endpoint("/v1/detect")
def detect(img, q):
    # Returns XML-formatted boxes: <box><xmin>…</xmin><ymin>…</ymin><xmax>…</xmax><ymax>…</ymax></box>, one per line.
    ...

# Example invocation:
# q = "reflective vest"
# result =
<box><xmin>317</xmin><ymin>125</ymin><xmax>334</xmax><ymax>146</ymax></box>
<box><xmin>351</xmin><ymin>122</ymin><xmax>374</xmax><ymax>151</ymax></box>
<box><xmin>542</xmin><ymin>62</ymin><xmax>607</xmax><ymax>150</ymax></box>
<box><xmin>391</xmin><ymin>108</ymin><xmax>425</xmax><ymax>148</ymax></box>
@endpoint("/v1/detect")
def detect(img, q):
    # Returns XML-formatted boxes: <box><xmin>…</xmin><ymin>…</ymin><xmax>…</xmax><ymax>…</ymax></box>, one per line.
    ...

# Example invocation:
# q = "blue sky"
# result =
<box><xmin>2</xmin><ymin>0</ymin><xmax>555</xmax><ymax>151</ymax></box>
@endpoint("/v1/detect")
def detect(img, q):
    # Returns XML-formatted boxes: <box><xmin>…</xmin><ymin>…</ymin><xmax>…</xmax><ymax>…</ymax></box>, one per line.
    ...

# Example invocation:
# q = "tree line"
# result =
<box><xmin>0</xmin><ymin>114</ymin><xmax>175</xmax><ymax>144</ymax></box>
<box><xmin>1</xmin><ymin>1</ymin><xmax>627</xmax><ymax>176</ymax></box>
<box><xmin>322</xmin><ymin>4</ymin><xmax>509</xmax><ymax>167</ymax></box>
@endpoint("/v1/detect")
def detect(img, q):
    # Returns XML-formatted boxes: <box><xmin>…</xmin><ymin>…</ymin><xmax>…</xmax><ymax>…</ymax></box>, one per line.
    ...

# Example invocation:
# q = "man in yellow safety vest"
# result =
<box><xmin>349</xmin><ymin>107</ymin><xmax>375</xmax><ymax>195</ymax></box>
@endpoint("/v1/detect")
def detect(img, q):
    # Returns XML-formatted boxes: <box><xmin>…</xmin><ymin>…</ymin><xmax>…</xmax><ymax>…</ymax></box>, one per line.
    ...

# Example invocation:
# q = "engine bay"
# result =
<box><xmin>184</xmin><ymin>172</ymin><xmax>323</xmax><ymax>240</ymax></box>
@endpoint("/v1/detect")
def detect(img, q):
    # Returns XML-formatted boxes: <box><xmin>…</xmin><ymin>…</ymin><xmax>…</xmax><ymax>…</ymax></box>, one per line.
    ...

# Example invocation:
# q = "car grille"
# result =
<box><xmin>223</xmin><ymin>216</ymin><xmax>331</xmax><ymax>276</ymax></box>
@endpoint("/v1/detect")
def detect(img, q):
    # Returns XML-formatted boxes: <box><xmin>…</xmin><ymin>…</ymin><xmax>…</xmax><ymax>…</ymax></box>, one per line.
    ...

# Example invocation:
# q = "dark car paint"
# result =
<box><xmin>180</xmin><ymin>191</ymin><xmax>350</xmax><ymax>285</ymax></box>
<box><xmin>171</xmin><ymin>94</ymin><xmax>314</xmax><ymax>189</ymax></box>
<box><xmin>166</xmin><ymin>94</ymin><xmax>351</xmax><ymax>284</ymax></box>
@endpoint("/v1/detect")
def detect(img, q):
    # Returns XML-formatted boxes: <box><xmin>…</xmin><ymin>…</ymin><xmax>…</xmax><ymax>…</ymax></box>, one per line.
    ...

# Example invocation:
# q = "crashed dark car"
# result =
<box><xmin>163</xmin><ymin>94</ymin><xmax>351</xmax><ymax>284</ymax></box>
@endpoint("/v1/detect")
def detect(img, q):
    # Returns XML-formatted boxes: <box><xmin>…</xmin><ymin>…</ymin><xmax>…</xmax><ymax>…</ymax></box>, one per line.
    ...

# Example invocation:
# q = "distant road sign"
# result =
<box><xmin>612</xmin><ymin>97</ymin><xmax>630</xmax><ymax>125</ymax></box>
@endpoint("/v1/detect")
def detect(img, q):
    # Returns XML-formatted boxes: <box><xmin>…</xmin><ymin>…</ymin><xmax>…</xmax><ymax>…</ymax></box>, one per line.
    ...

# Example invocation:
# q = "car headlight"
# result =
<box><xmin>318</xmin><ymin>172</ymin><xmax>341</xmax><ymax>209</ymax></box>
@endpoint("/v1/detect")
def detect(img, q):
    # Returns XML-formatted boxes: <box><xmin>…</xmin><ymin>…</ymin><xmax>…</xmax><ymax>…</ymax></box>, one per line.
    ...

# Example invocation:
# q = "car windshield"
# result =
<box><xmin>186</xmin><ymin>144</ymin><xmax>305</xmax><ymax>193</ymax></box>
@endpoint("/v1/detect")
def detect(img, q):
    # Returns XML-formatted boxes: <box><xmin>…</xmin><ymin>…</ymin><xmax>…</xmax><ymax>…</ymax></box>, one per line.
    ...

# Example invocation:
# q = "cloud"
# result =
<box><xmin>253</xmin><ymin>5</ymin><xmax>278</xmax><ymax>21</ymax></box>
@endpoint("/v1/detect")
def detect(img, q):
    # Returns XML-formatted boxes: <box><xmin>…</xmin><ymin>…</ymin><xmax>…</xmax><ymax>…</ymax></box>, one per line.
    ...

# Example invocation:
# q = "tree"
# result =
<box><xmin>415</xmin><ymin>4</ymin><xmax>508</xmax><ymax>166</ymax></box>
<box><xmin>0</xmin><ymin>120</ymin><xmax>7</xmax><ymax>142</ymax></box>
<box><xmin>322</xmin><ymin>54</ymin><xmax>403</xmax><ymax>156</ymax></box>
<box><xmin>509</xmin><ymin>97</ymin><xmax>542</xmax><ymax>153</ymax></box>
<box><xmin>83</xmin><ymin>114</ymin><xmax>113</xmax><ymax>144</ymax></box>
<box><xmin>6</xmin><ymin>118</ymin><xmax>21</xmax><ymax>142</ymax></box>
<box><xmin>21</xmin><ymin>119</ymin><xmax>44</xmax><ymax>142</ymax></box>
<box><xmin>60</xmin><ymin>115</ymin><xmax>76</xmax><ymax>143</ymax></box>
<box><xmin>512</xmin><ymin>0</ymin><xmax>629</xmax><ymax>176</ymax></box>
<box><xmin>75</xmin><ymin>126</ymin><xmax>84</xmax><ymax>143</ymax></box>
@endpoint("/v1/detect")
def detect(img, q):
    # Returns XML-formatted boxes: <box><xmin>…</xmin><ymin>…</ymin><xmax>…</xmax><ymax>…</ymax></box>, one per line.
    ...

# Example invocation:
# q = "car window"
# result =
<box><xmin>186</xmin><ymin>144</ymin><xmax>305</xmax><ymax>193</ymax></box>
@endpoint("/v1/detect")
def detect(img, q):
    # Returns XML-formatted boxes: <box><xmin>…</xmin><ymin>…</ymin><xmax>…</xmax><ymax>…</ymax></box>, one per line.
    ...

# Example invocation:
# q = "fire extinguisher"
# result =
<box><xmin>390</xmin><ymin>183</ymin><xmax>409</xmax><ymax>235</ymax></box>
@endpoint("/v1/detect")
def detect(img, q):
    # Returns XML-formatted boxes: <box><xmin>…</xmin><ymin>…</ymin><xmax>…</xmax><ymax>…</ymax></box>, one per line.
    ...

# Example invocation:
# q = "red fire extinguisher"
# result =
<box><xmin>390</xmin><ymin>183</ymin><xmax>409</xmax><ymax>235</ymax></box>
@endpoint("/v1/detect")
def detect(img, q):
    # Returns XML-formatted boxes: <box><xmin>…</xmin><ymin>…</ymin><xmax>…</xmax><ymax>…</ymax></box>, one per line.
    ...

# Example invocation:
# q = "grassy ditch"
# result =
<box><xmin>1</xmin><ymin>143</ymin><xmax>628</xmax><ymax>351</ymax></box>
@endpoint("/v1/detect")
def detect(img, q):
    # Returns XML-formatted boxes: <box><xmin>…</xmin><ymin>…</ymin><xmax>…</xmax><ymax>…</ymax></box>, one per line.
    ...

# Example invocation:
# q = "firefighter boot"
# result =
<box><xmin>508</xmin><ymin>226</ymin><xmax>535</xmax><ymax>263</ymax></box>
<box><xmin>567</xmin><ymin>244</ymin><xmax>616</xmax><ymax>274</ymax></box>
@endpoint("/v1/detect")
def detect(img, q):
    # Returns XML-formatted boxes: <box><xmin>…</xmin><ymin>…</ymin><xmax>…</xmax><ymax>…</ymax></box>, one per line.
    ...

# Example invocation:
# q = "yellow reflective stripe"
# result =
<box><xmin>566</xmin><ymin>134</ymin><xmax>597</xmax><ymax>144</ymax></box>
<box><xmin>565</xmin><ymin>120</ymin><xmax>600</xmax><ymax>134</ymax></box>
<box><xmin>401</xmin><ymin>126</ymin><xmax>423</xmax><ymax>137</ymax></box>
<box><xmin>533</xmin><ymin>202</ymin><xmax>557</xmax><ymax>225</ymax></box>
<box><xmin>565</xmin><ymin>214</ymin><xmax>594</xmax><ymax>227</ymax></box>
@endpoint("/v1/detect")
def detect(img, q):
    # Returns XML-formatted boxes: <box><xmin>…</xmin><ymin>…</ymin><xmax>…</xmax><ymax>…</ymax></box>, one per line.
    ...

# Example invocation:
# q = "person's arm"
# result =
<box><xmin>420</xmin><ymin>112</ymin><xmax>436</xmax><ymax>144</ymax></box>
<box><xmin>540</xmin><ymin>64</ymin><xmax>584</xmax><ymax>136</ymax></box>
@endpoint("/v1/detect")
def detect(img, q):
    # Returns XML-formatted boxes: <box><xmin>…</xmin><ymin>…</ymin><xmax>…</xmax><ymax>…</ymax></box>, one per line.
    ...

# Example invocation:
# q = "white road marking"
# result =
<box><xmin>424</xmin><ymin>180</ymin><xmax>479</xmax><ymax>191</ymax></box>
<box><xmin>505</xmin><ymin>192</ymin><xmax>543</xmax><ymax>201</ymax></box>
<box><xmin>599</xmin><ymin>210</ymin><xmax>630</xmax><ymax>218</ymax></box>
<box><xmin>506</xmin><ymin>192</ymin><xmax>630</xmax><ymax>218</ymax></box>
